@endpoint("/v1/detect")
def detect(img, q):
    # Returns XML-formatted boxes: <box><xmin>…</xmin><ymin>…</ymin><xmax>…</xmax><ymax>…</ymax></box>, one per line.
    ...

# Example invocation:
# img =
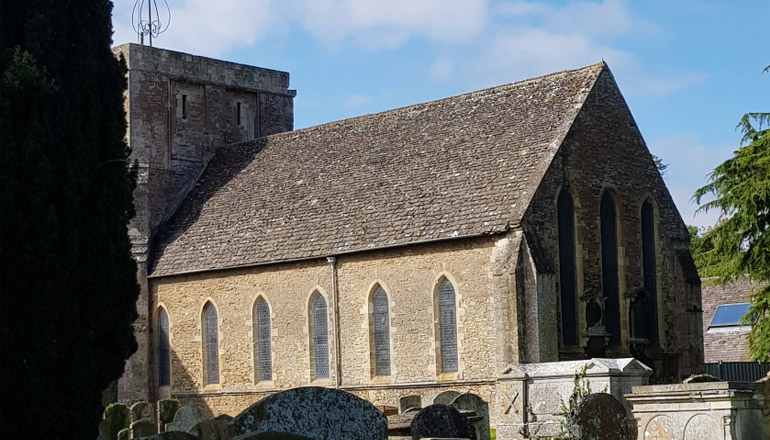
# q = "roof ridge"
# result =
<box><xmin>214</xmin><ymin>61</ymin><xmax>606</xmax><ymax>152</ymax></box>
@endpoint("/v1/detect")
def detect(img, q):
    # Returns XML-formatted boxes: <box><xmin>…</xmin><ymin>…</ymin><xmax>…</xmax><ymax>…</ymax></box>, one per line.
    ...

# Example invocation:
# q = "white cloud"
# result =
<box><xmin>112</xmin><ymin>0</ymin><xmax>488</xmax><ymax>56</ymax></box>
<box><xmin>647</xmin><ymin>134</ymin><xmax>735</xmax><ymax>228</ymax></box>
<box><xmin>343</xmin><ymin>93</ymin><xmax>373</xmax><ymax>109</ymax></box>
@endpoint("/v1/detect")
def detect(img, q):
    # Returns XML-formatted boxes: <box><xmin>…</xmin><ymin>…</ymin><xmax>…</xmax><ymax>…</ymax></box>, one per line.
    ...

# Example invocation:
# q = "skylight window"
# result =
<box><xmin>709</xmin><ymin>303</ymin><xmax>755</xmax><ymax>327</ymax></box>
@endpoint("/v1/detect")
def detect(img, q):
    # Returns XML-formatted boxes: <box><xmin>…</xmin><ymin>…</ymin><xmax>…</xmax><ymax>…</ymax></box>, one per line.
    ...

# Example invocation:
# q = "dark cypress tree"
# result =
<box><xmin>1</xmin><ymin>1</ymin><xmax>139</xmax><ymax>438</ymax></box>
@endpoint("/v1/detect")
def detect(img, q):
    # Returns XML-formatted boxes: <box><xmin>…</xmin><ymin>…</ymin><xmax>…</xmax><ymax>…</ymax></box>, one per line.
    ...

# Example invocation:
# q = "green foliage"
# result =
<box><xmin>104</xmin><ymin>404</ymin><xmax>131</xmax><ymax>440</ymax></box>
<box><xmin>1</xmin><ymin>0</ymin><xmax>138</xmax><ymax>438</ymax></box>
<box><xmin>693</xmin><ymin>74</ymin><xmax>770</xmax><ymax>361</ymax></box>
<box><xmin>158</xmin><ymin>399</ymin><xmax>181</xmax><ymax>424</ymax></box>
<box><xmin>687</xmin><ymin>225</ymin><xmax>740</xmax><ymax>280</ymax></box>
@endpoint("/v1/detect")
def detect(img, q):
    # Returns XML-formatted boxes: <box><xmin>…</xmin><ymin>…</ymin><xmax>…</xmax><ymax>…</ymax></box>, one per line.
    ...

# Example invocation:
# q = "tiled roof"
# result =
<box><xmin>150</xmin><ymin>62</ymin><xmax>606</xmax><ymax>276</ymax></box>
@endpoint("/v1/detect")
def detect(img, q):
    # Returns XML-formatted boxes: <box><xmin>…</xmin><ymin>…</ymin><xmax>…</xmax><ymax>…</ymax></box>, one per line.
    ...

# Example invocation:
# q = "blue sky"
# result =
<box><xmin>112</xmin><ymin>0</ymin><xmax>769</xmax><ymax>228</ymax></box>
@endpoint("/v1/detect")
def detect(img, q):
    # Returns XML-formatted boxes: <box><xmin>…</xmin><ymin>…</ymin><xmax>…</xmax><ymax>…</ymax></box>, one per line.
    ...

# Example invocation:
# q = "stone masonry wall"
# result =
<box><xmin>521</xmin><ymin>67</ymin><xmax>703</xmax><ymax>382</ymax></box>
<box><xmin>150</xmin><ymin>236</ymin><xmax>507</xmax><ymax>425</ymax></box>
<box><xmin>112</xmin><ymin>43</ymin><xmax>295</xmax><ymax>401</ymax></box>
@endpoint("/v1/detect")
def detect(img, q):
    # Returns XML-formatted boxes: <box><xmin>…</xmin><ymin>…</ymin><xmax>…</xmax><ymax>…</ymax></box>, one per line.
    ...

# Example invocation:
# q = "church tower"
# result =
<box><xmin>112</xmin><ymin>43</ymin><xmax>296</xmax><ymax>401</ymax></box>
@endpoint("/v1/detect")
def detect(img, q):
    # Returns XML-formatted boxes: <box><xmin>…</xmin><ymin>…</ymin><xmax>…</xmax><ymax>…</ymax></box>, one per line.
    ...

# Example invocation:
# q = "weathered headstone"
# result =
<box><xmin>117</xmin><ymin>427</ymin><xmax>131</xmax><ymax>440</ymax></box>
<box><xmin>572</xmin><ymin>393</ymin><xmax>630</xmax><ymax>440</ymax></box>
<box><xmin>158</xmin><ymin>399</ymin><xmax>181</xmax><ymax>425</ymax></box>
<box><xmin>229</xmin><ymin>386</ymin><xmax>387</xmax><ymax>440</ymax></box>
<box><xmin>103</xmin><ymin>403</ymin><xmax>131</xmax><ymax>440</ymax></box>
<box><xmin>132</xmin><ymin>418</ymin><xmax>159</xmax><ymax>438</ymax></box>
<box><xmin>188</xmin><ymin>414</ymin><xmax>233</xmax><ymax>440</ymax></box>
<box><xmin>166</xmin><ymin>406</ymin><xmax>205</xmax><ymax>432</ymax></box>
<box><xmin>399</xmin><ymin>396</ymin><xmax>421</xmax><ymax>413</ymax></box>
<box><xmin>410</xmin><ymin>404</ymin><xmax>474</xmax><ymax>440</ymax></box>
<box><xmin>232</xmin><ymin>432</ymin><xmax>312</xmax><ymax>440</ymax></box>
<box><xmin>451</xmin><ymin>394</ymin><xmax>490</xmax><ymax>440</ymax></box>
<box><xmin>432</xmin><ymin>391</ymin><xmax>460</xmax><ymax>405</ymax></box>
<box><xmin>132</xmin><ymin>401</ymin><xmax>156</xmax><ymax>423</ymax></box>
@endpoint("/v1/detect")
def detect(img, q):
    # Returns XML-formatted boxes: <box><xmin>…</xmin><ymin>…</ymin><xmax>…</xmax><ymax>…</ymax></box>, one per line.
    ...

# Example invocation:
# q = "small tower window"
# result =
<box><xmin>236</xmin><ymin>102</ymin><xmax>242</xmax><ymax>126</ymax></box>
<box><xmin>181</xmin><ymin>94</ymin><xmax>188</xmax><ymax>120</ymax></box>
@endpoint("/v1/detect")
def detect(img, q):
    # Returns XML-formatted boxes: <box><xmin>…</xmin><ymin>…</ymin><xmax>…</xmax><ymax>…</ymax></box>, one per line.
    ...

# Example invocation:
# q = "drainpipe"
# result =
<box><xmin>327</xmin><ymin>256</ymin><xmax>342</xmax><ymax>388</ymax></box>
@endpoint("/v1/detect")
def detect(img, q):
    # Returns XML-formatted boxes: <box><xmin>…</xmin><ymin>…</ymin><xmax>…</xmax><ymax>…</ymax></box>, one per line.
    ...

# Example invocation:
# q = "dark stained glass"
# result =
<box><xmin>438</xmin><ymin>279</ymin><xmax>458</xmax><ymax>372</ymax></box>
<box><xmin>372</xmin><ymin>287</ymin><xmax>391</xmax><ymax>376</ymax></box>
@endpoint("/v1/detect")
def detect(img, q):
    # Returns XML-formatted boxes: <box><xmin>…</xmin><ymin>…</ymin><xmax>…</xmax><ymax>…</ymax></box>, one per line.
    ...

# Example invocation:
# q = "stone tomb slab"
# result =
<box><xmin>410</xmin><ymin>404</ymin><xmax>474</xmax><ymax>440</ymax></box>
<box><xmin>229</xmin><ymin>386</ymin><xmax>387</xmax><ymax>440</ymax></box>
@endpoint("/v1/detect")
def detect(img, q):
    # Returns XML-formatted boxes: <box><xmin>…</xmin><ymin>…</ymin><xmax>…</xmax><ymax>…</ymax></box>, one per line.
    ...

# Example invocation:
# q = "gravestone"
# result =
<box><xmin>399</xmin><ymin>395</ymin><xmax>421</xmax><ymax>413</ymax></box>
<box><xmin>410</xmin><ymin>404</ymin><xmax>474</xmax><ymax>440</ymax></box>
<box><xmin>132</xmin><ymin>401</ymin><xmax>156</xmax><ymax>423</ymax></box>
<box><xmin>433</xmin><ymin>391</ymin><xmax>460</xmax><ymax>405</ymax></box>
<box><xmin>189</xmin><ymin>414</ymin><xmax>233</xmax><ymax>440</ymax></box>
<box><xmin>451</xmin><ymin>394</ymin><xmax>489</xmax><ymax>440</ymax></box>
<box><xmin>229</xmin><ymin>386</ymin><xmax>387</xmax><ymax>439</ymax></box>
<box><xmin>103</xmin><ymin>403</ymin><xmax>131</xmax><ymax>440</ymax></box>
<box><xmin>232</xmin><ymin>432</ymin><xmax>312</xmax><ymax>440</ymax></box>
<box><xmin>117</xmin><ymin>428</ymin><xmax>131</xmax><ymax>440</ymax></box>
<box><xmin>166</xmin><ymin>406</ymin><xmax>205</xmax><ymax>432</ymax></box>
<box><xmin>572</xmin><ymin>393</ymin><xmax>630</xmax><ymax>440</ymax></box>
<box><xmin>132</xmin><ymin>418</ymin><xmax>158</xmax><ymax>438</ymax></box>
<box><xmin>158</xmin><ymin>399</ymin><xmax>181</xmax><ymax>425</ymax></box>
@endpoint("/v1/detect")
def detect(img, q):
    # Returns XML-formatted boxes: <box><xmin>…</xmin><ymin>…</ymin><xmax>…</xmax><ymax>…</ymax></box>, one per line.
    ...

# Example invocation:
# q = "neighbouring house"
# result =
<box><xmin>112</xmin><ymin>43</ymin><xmax>704</xmax><ymax>428</ymax></box>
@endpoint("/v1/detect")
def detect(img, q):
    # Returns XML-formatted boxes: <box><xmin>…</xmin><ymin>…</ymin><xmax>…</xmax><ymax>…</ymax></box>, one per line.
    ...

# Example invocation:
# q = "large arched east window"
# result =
<box><xmin>640</xmin><ymin>200</ymin><xmax>659</xmax><ymax>346</ymax></box>
<box><xmin>371</xmin><ymin>286</ymin><xmax>391</xmax><ymax>376</ymax></box>
<box><xmin>253</xmin><ymin>297</ymin><xmax>272</xmax><ymax>382</ymax></box>
<box><xmin>600</xmin><ymin>192</ymin><xmax>621</xmax><ymax>346</ymax></box>
<box><xmin>437</xmin><ymin>279</ymin><xmax>458</xmax><ymax>373</ymax></box>
<box><xmin>157</xmin><ymin>308</ymin><xmax>170</xmax><ymax>387</ymax></box>
<box><xmin>557</xmin><ymin>188</ymin><xmax>578</xmax><ymax>346</ymax></box>
<box><xmin>202</xmin><ymin>302</ymin><xmax>219</xmax><ymax>385</ymax></box>
<box><xmin>310</xmin><ymin>292</ymin><xmax>329</xmax><ymax>380</ymax></box>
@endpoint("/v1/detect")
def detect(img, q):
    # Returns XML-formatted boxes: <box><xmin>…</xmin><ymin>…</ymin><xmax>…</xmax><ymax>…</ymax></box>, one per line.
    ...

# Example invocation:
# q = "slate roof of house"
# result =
<box><xmin>150</xmin><ymin>62</ymin><xmax>607</xmax><ymax>276</ymax></box>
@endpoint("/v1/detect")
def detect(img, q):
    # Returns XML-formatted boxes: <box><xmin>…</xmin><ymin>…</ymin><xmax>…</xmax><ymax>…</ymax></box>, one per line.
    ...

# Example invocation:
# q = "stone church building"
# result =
<box><xmin>113</xmin><ymin>43</ymin><xmax>703</xmax><ymax>425</ymax></box>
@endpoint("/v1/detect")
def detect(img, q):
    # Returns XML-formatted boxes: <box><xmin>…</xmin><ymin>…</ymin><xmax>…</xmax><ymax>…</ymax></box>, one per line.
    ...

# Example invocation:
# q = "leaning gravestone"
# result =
<box><xmin>571</xmin><ymin>393</ymin><xmax>631</xmax><ymax>440</ymax></box>
<box><xmin>451</xmin><ymin>394</ymin><xmax>490</xmax><ymax>440</ymax></box>
<box><xmin>166</xmin><ymin>406</ymin><xmax>205</xmax><ymax>432</ymax></box>
<box><xmin>229</xmin><ymin>386</ymin><xmax>387</xmax><ymax>439</ymax></box>
<box><xmin>132</xmin><ymin>418</ymin><xmax>158</xmax><ymax>438</ymax></box>
<box><xmin>132</xmin><ymin>401</ymin><xmax>156</xmax><ymax>423</ymax></box>
<box><xmin>188</xmin><ymin>414</ymin><xmax>233</xmax><ymax>440</ymax></box>
<box><xmin>410</xmin><ymin>404</ymin><xmax>474</xmax><ymax>440</ymax></box>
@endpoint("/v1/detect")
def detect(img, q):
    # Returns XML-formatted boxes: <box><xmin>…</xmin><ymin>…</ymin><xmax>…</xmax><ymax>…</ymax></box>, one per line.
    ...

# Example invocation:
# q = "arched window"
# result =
<box><xmin>253</xmin><ymin>297</ymin><xmax>272</xmax><ymax>382</ymax></box>
<box><xmin>640</xmin><ymin>200</ymin><xmax>659</xmax><ymax>346</ymax></box>
<box><xmin>438</xmin><ymin>279</ymin><xmax>458</xmax><ymax>373</ymax></box>
<box><xmin>371</xmin><ymin>286</ymin><xmax>391</xmax><ymax>376</ymax></box>
<box><xmin>310</xmin><ymin>293</ymin><xmax>329</xmax><ymax>380</ymax></box>
<box><xmin>157</xmin><ymin>308</ymin><xmax>170</xmax><ymax>387</ymax></box>
<box><xmin>202</xmin><ymin>302</ymin><xmax>219</xmax><ymax>385</ymax></box>
<box><xmin>557</xmin><ymin>188</ymin><xmax>578</xmax><ymax>346</ymax></box>
<box><xmin>600</xmin><ymin>192</ymin><xmax>621</xmax><ymax>346</ymax></box>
